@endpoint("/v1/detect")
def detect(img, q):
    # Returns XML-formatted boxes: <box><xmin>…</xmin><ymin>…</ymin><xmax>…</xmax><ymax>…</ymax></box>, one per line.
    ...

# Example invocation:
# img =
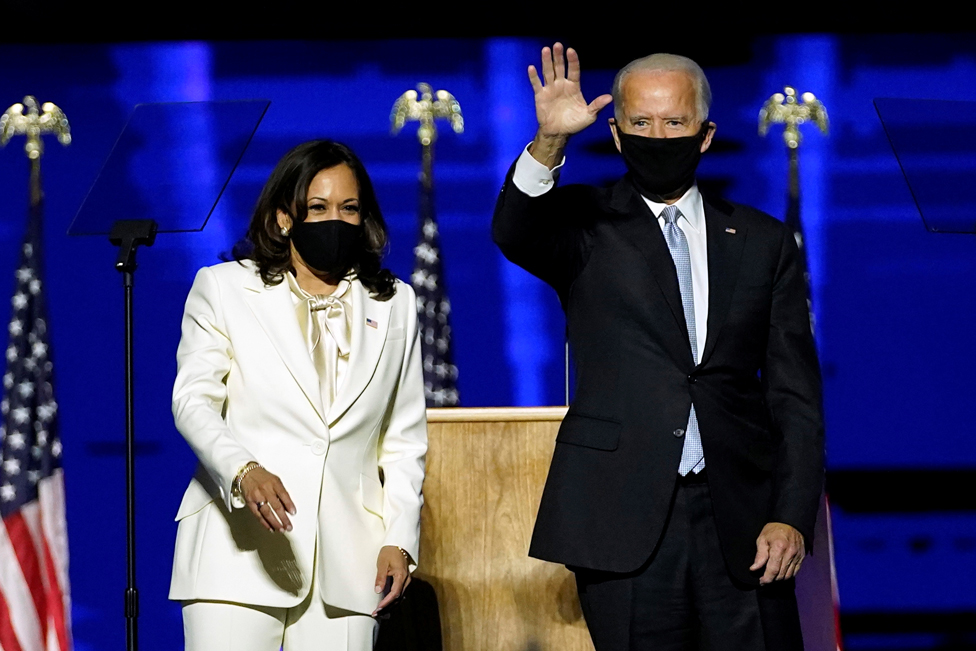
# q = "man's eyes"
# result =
<box><xmin>631</xmin><ymin>119</ymin><xmax>684</xmax><ymax>128</ymax></box>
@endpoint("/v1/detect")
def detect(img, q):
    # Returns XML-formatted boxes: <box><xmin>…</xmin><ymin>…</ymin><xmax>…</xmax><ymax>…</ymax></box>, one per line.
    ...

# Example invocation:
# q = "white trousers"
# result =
<box><xmin>182</xmin><ymin>592</ymin><xmax>378</xmax><ymax>651</ymax></box>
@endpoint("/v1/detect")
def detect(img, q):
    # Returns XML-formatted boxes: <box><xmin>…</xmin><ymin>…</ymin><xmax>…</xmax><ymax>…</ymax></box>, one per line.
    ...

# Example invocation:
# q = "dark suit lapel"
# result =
<box><xmin>700</xmin><ymin>197</ymin><xmax>746</xmax><ymax>366</ymax></box>
<box><xmin>608</xmin><ymin>179</ymin><xmax>694</xmax><ymax>364</ymax></box>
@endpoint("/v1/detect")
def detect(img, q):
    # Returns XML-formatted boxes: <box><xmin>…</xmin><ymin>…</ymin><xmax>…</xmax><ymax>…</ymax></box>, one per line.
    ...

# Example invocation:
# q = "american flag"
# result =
<box><xmin>785</xmin><ymin>156</ymin><xmax>816</xmax><ymax>336</ymax></box>
<box><xmin>784</xmin><ymin>150</ymin><xmax>841</xmax><ymax>651</ymax></box>
<box><xmin>0</xmin><ymin>176</ymin><xmax>71</xmax><ymax>650</ymax></box>
<box><xmin>410</xmin><ymin>171</ymin><xmax>459</xmax><ymax>407</ymax></box>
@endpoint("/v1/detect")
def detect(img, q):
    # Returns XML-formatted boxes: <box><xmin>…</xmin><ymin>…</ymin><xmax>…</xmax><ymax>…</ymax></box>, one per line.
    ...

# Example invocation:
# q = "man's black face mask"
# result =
<box><xmin>614</xmin><ymin>121</ymin><xmax>710</xmax><ymax>200</ymax></box>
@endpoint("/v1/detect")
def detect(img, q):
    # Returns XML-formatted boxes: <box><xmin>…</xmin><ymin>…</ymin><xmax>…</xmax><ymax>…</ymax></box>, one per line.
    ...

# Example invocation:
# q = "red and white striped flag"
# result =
<box><xmin>0</xmin><ymin>168</ymin><xmax>71</xmax><ymax>650</ymax></box>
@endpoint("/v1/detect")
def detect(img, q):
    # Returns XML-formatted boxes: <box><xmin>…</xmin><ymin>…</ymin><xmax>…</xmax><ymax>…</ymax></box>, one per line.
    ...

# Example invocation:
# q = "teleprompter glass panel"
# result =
<box><xmin>875</xmin><ymin>98</ymin><xmax>976</xmax><ymax>235</ymax></box>
<box><xmin>69</xmin><ymin>100</ymin><xmax>269</xmax><ymax>236</ymax></box>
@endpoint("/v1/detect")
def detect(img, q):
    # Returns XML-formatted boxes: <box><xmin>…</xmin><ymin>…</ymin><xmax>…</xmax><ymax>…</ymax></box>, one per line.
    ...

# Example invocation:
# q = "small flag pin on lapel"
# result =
<box><xmin>725</xmin><ymin>227</ymin><xmax>737</xmax><ymax>234</ymax></box>
<box><xmin>366</xmin><ymin>318</ymin><xmax>378</xmax><ymax>329</ymax></box>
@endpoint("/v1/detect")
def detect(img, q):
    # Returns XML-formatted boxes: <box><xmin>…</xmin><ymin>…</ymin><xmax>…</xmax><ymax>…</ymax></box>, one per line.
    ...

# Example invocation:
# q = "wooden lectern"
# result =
<box><xmin>417</xmin><ymin>407</ymin><xmax>593</xmax><ymax>651</ymax></box>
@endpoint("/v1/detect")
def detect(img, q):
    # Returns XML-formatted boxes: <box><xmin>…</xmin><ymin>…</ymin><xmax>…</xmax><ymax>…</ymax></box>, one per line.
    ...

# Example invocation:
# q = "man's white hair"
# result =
<box><xmin>612</xmin><ymin>53</ymin><xmax>712</xmax><ymax>123</ymax></box>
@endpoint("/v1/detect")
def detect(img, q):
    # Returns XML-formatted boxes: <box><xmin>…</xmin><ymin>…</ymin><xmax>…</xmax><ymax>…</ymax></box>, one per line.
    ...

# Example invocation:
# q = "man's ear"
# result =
<box><xmin>700</xmin><ymin>121</ymin><xmax>716</xmax><ymax>154</ymax></box>
<box><xmin>609</xmin><ymin>118</ymin><xmax>621</xmax><ymax>153</ymax></box>
<box><xmin>276</xmin><ymin>209</ymin><xmax>293</xmax><ymax>232</ymax></box>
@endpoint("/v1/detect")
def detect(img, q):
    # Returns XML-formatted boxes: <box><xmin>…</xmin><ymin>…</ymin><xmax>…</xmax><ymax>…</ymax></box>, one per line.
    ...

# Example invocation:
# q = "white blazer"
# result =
<box><xmin>169</xmin><ymin>260</ymin><xmax>427</xmax><ymax>615</ymax></box>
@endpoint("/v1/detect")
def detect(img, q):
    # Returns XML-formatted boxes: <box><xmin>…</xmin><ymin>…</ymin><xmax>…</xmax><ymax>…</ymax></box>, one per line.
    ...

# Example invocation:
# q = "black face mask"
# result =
<box><xmin>615</xmin><ymin>121</ymin><xmax>710</xmax><ymax>200</ymax></box>
<box><xmin>290</xmin><ymin>219</ymin><xmax>363</xmax><ymax>280</ymax></box>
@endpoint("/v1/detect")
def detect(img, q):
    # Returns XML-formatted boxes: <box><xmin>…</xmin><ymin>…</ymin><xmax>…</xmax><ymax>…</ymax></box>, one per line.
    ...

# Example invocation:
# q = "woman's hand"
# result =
<box><xmin>372</xmin><ymin>545</ymin><xmax>411</xmax><ymax>616</ymax></box>
<box><xmin>241</xmin><ymin>467</ymin><xmax>296</xmax><ymax>533</ymax></box>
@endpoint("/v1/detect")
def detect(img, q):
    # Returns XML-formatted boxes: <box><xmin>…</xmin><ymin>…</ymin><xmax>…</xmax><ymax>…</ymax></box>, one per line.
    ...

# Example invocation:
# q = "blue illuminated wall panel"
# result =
<box><xmin>2</xmin><ymin>34</ymin><xmax>975</xmax><ymax>651</ymax></box>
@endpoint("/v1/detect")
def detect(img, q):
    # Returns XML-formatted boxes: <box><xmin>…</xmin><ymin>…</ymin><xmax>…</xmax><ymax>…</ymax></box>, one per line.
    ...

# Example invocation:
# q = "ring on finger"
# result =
<box><xmin>256</xmin><ymin>501</ymin><xmax>267</xmax><ymax>509</ymax></box>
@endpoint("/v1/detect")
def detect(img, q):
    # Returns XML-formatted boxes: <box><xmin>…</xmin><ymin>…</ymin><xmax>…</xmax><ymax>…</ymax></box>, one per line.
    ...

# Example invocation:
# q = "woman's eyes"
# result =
<box><xmin>307</xmin><ymin>203</ymin><xmax>360</xmax><ymax>214</ymax></box>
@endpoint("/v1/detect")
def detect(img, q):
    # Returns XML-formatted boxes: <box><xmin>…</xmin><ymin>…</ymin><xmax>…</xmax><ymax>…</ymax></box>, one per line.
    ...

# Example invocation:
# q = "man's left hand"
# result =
<box><xmin>750</xmin><ymin>522</ymin><xmax>805</xmax><ymax>585</ymax></box>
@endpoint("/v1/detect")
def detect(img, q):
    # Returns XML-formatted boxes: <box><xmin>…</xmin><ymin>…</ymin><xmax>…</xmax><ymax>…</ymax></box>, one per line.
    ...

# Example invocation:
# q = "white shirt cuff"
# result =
<box><xmin>512</xmin><ymin>144</ymin><xmax>565</xmax><ymax>197</ymax></box>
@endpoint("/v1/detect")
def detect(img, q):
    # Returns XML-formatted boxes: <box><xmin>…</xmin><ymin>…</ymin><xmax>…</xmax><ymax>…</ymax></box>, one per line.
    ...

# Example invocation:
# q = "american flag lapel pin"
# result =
<box><xmin>365</xmin><ymin>318</ymin><xmax>378</xmax><ymax>329</ymax></box>
<box><xmin>725</xmin><ymin>227</ymin><xmax>737</xmax><ymax>234</ymax></box>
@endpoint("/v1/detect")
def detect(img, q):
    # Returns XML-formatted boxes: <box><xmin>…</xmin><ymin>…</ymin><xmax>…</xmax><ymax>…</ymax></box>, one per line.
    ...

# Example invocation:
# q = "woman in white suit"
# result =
<box><xmin>170</xmin><ymin>140</ymin><xmax>427</xmax><ymax>650</ymax></box>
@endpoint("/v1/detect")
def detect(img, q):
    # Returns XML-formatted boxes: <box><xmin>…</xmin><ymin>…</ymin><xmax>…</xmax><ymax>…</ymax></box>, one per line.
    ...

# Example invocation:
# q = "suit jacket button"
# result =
<box><xmin>687</xmin><ymin>375</ymin><xmax>697</xmax><ymax>384</ymax></box>
<box><xmin>673</xmin><ymin>428</ymin><xmax>685</xmax><ymax>438</ymax></box>
<box><xmin>311</xmin><ymin>440</ymin><xmax>328</xmax><ymax>456</ymax></box>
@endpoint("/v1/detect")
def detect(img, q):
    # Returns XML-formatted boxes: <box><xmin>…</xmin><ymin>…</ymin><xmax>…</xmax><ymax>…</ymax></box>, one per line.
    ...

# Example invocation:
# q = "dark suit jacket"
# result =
<box><xmin>492</xmin><ymin>167</ymin><xmax>824</xmax><ymax>586</ymax></box>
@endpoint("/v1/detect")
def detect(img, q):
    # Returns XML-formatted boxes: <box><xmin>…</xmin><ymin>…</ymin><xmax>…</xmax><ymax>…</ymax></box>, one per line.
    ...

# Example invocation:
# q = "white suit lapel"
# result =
<box><xmin>242</xmin><ymin>273</ymin><xmax>327</xmax><ymax>423</ymax></box>
<box><xmin>328</xmin><ymin>279</ymin><xmax>392</xmax><ymax>426</ymax></box>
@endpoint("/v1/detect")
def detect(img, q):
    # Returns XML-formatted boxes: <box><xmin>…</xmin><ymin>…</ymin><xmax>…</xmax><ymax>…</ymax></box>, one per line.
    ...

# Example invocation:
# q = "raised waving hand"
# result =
<box><xmin>528</xmin><ymin>43</ymin><xmax>612</xmax><ymax>168</ymax></box>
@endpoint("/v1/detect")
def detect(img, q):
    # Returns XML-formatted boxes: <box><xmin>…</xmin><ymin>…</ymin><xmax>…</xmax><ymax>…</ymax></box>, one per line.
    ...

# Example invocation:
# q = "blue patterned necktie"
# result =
<box><xmin>661</xmin><ymin>205</ymin><xmax>705</xmax><ymax>476</ymax></box>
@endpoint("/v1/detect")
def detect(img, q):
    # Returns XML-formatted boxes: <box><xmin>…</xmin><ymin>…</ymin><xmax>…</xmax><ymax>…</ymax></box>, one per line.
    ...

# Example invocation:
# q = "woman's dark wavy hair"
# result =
<box><xmin>232</xmin><ymin>140</ymin><xmax>396</xmax><ymax>301</ymax></box>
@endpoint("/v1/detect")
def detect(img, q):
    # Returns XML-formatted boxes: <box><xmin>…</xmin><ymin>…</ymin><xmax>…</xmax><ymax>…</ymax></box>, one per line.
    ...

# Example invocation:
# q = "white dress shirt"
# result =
<box><xmin>513</xmin><ymin>146</ymin><xmax>709</xmax><ymax>361</ymax></box>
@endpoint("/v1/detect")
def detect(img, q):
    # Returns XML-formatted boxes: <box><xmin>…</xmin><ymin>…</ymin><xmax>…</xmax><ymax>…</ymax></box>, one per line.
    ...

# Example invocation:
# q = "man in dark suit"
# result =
<box><xmin>492</xmin><ymin>44</ymin><xmax>824</xmax><ymax>651</ymax></box>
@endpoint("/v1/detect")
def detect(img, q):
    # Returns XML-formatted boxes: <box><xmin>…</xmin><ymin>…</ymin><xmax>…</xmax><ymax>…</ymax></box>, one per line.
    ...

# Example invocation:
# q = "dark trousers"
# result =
<box><xmin>573</xmin><ymin>473</ymin><xmax>804</xmax><ymax>651</ymax></box>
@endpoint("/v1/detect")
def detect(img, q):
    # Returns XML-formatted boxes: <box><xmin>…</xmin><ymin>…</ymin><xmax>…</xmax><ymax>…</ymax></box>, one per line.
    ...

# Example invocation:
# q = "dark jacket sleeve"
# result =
<box><xmin>763</xmin><ymin>222</ymin><xmax>825</xmax><ymax>550</ymax></box>
<box><xmin>491</xmin><ymin>160</ymin><xmax>592</xmax><ymax>300</ymax></box>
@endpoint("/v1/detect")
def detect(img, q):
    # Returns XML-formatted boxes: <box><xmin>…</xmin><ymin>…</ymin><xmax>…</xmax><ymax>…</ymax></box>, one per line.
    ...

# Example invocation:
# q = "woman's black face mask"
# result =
<box><xmin>290</xmin><ymin>219</ymin><xmax>364</xmax><ymax>280</ymax></box>
<box><xmin>613</xmin><ymin>120</ymin><xmax>711</xmax><ymax>200</ymax></box>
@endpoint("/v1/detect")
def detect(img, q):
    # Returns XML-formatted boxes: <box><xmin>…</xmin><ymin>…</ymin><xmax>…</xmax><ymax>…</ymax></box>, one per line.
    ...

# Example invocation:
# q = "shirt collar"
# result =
<box><xmin>642</xmin><ymin>183</ymin><xmax>704</xmax><ymax>234</ymax></box>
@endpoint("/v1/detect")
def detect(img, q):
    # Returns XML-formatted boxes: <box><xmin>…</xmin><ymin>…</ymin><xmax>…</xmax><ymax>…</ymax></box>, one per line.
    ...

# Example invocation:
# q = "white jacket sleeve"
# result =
<box><xmin>172</xmin><ymin>266</ymin><xmax>257</xmax><ymax>511</ymax></box>
<box><xmin>377</xmin><ymin>284</ymin><xmax>428</xmax><ymax>566</ymax></box>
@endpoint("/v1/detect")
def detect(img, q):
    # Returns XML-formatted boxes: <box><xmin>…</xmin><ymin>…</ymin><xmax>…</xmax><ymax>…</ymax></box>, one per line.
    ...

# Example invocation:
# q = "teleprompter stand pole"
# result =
<box><xmin>108</xmin><ymin>219</ymin><xmax>157</xmax><ymax>651</ymax></box>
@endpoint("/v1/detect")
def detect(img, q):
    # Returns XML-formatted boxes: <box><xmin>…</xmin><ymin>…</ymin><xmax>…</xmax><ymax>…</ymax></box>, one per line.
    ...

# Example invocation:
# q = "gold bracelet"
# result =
<box><xmin>396</xmin><ymin>546</ymin><xmax>412</xmax><ymax>566</ymax></box>
<box><xmin>232</xmin><ymin>462</ymin><xmax>261</xmax><ymax>498</ymax></box>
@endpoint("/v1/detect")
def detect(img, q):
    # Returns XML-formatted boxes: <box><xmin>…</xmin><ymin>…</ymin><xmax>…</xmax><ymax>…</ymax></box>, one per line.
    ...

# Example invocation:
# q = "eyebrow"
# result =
<box><xmin>628</xmin><ymin>114</ymin><xmax>689</xmax><ymax>122</ymax></box>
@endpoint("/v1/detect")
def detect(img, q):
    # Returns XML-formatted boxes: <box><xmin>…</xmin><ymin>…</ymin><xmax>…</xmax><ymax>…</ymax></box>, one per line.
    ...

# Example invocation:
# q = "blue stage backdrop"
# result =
<box><xmin>1</xmin><ymin>35</ymin><xmax>974</xmax><ymax>651</ymax></box>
